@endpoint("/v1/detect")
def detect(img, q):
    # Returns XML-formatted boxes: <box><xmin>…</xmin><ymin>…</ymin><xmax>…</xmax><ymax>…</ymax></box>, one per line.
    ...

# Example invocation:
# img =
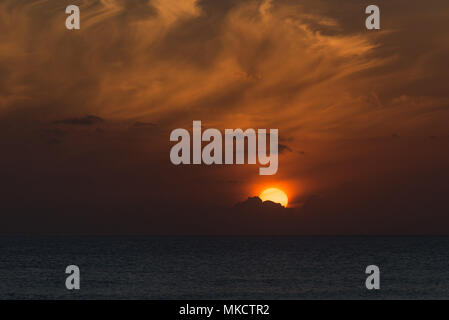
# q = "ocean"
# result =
<box><xmin>1</xmin><ymin>236</ymin><xmax>448</xmax><ymax>299</ymax></box>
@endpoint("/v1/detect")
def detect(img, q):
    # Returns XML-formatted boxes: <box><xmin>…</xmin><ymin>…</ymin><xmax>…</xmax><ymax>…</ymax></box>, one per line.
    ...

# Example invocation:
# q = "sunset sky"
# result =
<box><xmin>1</xmin><ymin>0</ymin><xmax>449</xmax><ymax>234</ymax></box>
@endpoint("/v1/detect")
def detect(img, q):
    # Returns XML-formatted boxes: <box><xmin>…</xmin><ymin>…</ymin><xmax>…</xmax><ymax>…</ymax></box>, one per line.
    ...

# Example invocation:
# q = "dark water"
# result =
<box><xmin>1</xmin><ymin>236</ymin><xmax>449</xmax><ymax>299</ymax></box>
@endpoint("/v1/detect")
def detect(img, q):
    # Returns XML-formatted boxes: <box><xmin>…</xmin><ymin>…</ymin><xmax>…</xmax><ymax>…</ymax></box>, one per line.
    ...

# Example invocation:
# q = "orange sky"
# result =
<box><xmin>1</xmin><ymin>0</ymin><xmax>449</xmax><ymax>234</ymax></box>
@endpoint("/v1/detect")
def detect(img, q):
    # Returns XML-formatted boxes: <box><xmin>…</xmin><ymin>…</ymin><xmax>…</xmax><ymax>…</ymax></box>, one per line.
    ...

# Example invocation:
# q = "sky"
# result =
<box><xmin>1</xmin><ymin>0</ymin><xmax>449</xmax><ymax>234</ymax></box>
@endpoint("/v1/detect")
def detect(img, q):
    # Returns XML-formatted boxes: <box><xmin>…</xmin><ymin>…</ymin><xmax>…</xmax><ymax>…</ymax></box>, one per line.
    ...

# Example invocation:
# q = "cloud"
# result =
<box><xmin>278</xmin><ymin>143</ymin><xmax>292</xmax><ymax>154</ymax></box>
<box><xmin>1</xmin><ymin>0</ymin><xmax>448</xmax><ymax>138</ymax></box>
<box><xmin>0</xmin><ymin>0</ymin><xmax>382</xmax><ymax>125</ymax></box>
<box><xmin>53</xmin><ymin>115</ymin><xmax>104</xmax><ymax>125</ymax></box>
<box><xmin>234</xmin><ymin>196</ymin><xmax>285</xmax><ymax>210</ymax></box>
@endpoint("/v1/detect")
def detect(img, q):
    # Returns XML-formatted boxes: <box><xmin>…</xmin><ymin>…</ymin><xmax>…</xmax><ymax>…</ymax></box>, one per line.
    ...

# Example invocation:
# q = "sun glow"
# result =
<box><xmin>259</xmin><ymin>188</ymin><xmax>289</xmax><ymax>207</ymax></box>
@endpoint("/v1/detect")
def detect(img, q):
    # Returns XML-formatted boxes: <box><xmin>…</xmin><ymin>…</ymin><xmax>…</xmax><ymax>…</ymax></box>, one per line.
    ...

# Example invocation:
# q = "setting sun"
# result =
<box><xmin>259</xmin><ymin>188</ymin><xmax>289</xmax><ymax>207</ymax></box>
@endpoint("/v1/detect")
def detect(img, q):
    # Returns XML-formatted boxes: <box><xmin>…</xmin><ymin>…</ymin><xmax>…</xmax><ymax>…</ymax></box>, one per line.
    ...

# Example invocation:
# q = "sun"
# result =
<box><xmin>259</xmin><ymin>188</ymin><xmax>288</xmax><ymax>207</ymax></box>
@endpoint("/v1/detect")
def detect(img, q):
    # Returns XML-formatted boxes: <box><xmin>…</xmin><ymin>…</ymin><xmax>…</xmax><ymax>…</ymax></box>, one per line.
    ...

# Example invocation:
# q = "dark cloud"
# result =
<box><xmin>53</xmin><ymin>115</ymin><xmax>104</xmax><ymax>126</ymax></box>
<box><xmin>234</xmin><ymin>196</ymin><xmax>285</xmax><ymax>210</ymax></box>
<box><xmin>278</xmin><ymin>143</ymin><xmax>292</xmax><ymax>154</ymax></box>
